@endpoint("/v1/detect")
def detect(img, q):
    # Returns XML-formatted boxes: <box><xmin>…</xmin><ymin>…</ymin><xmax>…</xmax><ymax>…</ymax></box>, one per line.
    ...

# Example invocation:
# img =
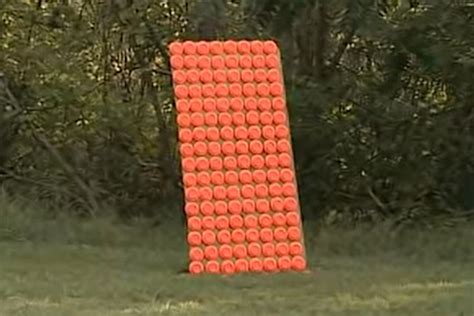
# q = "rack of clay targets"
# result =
<box><xmin>169</xmin><ymin>40</ymin><xmax>307</xmax><ymax>275</ymax></box>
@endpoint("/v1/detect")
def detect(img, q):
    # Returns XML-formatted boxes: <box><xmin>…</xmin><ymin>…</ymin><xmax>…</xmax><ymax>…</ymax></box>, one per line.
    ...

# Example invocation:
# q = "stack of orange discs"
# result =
<box><xmin>169</xmin><ymin>40</ymin><xmax>307</xmax><ymax>275</ymax></box>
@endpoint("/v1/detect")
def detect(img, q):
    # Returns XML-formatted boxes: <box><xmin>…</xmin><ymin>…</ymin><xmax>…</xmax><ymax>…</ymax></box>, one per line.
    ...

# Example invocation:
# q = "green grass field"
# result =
<box><xmin>1</xmin><ymin>198</ymin><xmax>473</xmax><ymax>315</ymax></box>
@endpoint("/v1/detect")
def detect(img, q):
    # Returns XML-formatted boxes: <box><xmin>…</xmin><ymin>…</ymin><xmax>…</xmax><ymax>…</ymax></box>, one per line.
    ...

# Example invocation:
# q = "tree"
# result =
<box><xmin>0</xmin><ymin>0</ymin><xmax>472</xmax><ymax>226</ymax></box>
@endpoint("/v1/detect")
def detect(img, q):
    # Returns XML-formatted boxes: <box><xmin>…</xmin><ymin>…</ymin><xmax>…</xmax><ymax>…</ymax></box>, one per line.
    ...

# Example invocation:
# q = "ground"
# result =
<box><xmin>0</xmin><ymin>209</ymin><xmax>473</xmax><ymax>315</ymax></box>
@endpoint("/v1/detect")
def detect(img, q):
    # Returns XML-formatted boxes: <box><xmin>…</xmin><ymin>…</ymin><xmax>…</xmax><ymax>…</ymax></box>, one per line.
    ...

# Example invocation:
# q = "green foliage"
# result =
<box><xmin>0</xmin><ymin>0</ymin><xmax>473</xmax><ymax>226</ymax></box>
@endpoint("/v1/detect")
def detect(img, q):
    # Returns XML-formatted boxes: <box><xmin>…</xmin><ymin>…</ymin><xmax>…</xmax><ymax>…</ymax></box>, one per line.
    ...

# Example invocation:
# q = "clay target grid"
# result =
<box><xmin>169</xmin><ymin>40</ymin><xmax>307</xmax><ymax>275</ymax></box>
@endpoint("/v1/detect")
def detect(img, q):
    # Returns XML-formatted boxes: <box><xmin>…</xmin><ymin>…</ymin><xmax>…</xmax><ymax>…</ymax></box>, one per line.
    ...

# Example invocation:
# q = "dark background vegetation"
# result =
<box><xmin>1</xmin><ymin>0</ymin><xmax>473</xmax><ymax>228</ymax></box>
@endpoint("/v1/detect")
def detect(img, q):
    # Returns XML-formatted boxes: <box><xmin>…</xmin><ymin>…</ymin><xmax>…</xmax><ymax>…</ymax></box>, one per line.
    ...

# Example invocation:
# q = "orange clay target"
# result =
<box><xmin>169</xmin><ymin>40</ymin><xmax>307</xmax><ymax>275</ymax></box>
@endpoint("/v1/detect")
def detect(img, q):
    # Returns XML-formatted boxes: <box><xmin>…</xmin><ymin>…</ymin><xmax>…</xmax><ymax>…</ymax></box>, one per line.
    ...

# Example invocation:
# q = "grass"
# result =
<box><xmin>0</xmin><ymin>195</ymin><xmax>473</xmax><ymax>315</ymax></box>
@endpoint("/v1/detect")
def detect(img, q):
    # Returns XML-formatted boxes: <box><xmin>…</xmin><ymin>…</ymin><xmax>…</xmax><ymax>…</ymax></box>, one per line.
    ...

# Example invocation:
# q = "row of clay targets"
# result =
<box><xmin>169</xmin><ymin>39</ymin><xmax>307</xmax><ymax>275</ymax></box>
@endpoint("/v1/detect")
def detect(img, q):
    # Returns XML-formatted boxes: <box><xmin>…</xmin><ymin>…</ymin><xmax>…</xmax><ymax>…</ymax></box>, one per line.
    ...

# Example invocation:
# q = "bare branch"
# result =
<box><xmin>32</xmin><ymin>132</ymin><xmax>100</xmax><ymax>216</ymax></box>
